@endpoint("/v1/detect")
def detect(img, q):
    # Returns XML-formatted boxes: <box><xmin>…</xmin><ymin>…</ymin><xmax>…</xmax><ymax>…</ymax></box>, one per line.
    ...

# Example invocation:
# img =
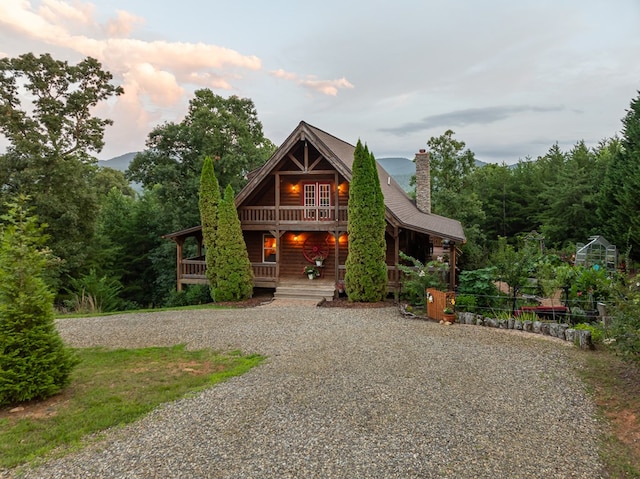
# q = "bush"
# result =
<box><xmin>455</xmin><ymin>294</ymin><xmax>476</xmax><ymax>312</ymax></box>
<box><xmin>457</xmin><ymin>267</ymin><xmax>499</xmax><ymax>311</ymax></box>
<box><xmin>397</xmin><ymin>252</ymin><xmax>448</xmax><ymax>306</ymax></box>
<box><xmin>65</xmin><ymin>269</ymin><xmax>123</xmax><ymax>313</ymax></box>
<box><xmin>0</xmin><ymin>196</ymin><xmax>78</xmax><ymax>405</ymax></box>
<box><xmin>164</xmin><ymin>284</ymin><xmax>212</xmax><ymax>307</ymax></box>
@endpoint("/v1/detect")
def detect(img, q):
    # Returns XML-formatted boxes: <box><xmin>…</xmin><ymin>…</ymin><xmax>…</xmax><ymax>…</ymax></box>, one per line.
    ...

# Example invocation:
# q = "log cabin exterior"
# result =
<box><xmin>163</xmin><ymin>121</ymin><xmax>466</xmax><ymax>295</ymax></box>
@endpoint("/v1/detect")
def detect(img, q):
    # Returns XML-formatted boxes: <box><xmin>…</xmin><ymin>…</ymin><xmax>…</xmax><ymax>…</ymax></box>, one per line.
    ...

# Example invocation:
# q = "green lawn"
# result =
<box><xmin>0</xmin><ymin>345</ymin><xmax>264</xmax><ymax>470</ymax></box>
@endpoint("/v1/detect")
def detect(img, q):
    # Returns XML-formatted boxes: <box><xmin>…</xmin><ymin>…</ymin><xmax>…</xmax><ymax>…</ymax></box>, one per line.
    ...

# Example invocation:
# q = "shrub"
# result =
<box><xmin>65</xmin><ymin>269</ymin><xmax>123</xmax><ymax>313</ymax></box>
<box><xmin>457</xmin><ymin>267</ymin><xmax>499</xmax><ymax>311</ymax></box>
<box><xmin>0</xmin><ymin>196</ymin><xmax>78</xmax><ymax>405</ymax></box>
<box><xmin>397</xmin><ymin>252</ymin><xmax>448</xmax><ymax>306</ymax></box>
<box><xmin>164</xmin><ymin>284</ymin><xmax>212</xmax><ymax>307</ymax></box>
<box><xmin>454</xmin><ymin>294</ymin><xmax>477</xmax><ymax>312</ymax></box>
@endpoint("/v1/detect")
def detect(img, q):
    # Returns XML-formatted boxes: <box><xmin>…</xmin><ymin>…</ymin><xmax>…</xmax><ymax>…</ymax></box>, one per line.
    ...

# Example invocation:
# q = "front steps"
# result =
<box><xmin>273</xmin><ymin>280</ymin><xmax>335</xmax><ymax>303</ymax></box>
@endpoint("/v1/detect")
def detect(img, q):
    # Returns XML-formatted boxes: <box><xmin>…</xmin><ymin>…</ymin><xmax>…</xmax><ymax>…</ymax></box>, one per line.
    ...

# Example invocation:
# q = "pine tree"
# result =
<box><xmin>344</xmin><ymin>141</ymin><xmax>388</xmax><ymax>301</ymax></box>
<box><xmin>199</xmin><ymin>156</ymin><xmax>221</xmax><ymax>298</ymax></box>
<box><xmin>212</xmin><ymin>185</ymin><xmax>254</xmax><ymax>301</ymax></box>
<box><xmin>0</xmin><ymin>196</ymin><xmax>77</xmax><ymax>406</ymax></box>
<box><xmin>598</xmin><ymin>92</ymin><xmax>640</xmax><ymax>260</ymax></box>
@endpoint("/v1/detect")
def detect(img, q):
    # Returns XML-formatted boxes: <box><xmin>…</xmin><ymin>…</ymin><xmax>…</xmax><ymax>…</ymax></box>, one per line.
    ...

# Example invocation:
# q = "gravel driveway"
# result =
<box><xmin>9</xmin><ymin>305</ymin><xmax>604</xmax><ymax>478</ymax></box>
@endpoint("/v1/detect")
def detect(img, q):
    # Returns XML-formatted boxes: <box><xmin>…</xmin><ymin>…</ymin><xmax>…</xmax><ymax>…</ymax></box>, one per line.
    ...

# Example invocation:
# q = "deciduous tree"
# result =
<box><xmin>0</xmin><ymin>53</ymin><xmax>123</xmax><ymax>289</ymax></box>
<box><xmin>127</xmin><ymin>90</ymin><xmax>275</xmax><ymax>231</ymax></box>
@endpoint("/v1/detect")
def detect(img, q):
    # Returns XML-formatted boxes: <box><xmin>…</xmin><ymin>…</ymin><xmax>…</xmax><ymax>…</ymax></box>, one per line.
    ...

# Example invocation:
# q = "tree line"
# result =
<box><xmin>423</xmin><ymin>94</ymin><xmax>640</xmax><ymax>271</ymax></box>
<box><xmin>1</xmin><ymin>52</ymin><xmax>639</xmax><ymax>311</ymax></box>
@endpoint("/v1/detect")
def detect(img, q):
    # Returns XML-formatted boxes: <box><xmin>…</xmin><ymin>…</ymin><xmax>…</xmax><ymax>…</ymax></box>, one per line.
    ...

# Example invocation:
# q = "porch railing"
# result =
<box><xmin>239</xmin><ymin>206</ymin><xmax>348</xmax><ymax>223</ymax></box>
<box><xmin>253</xmin><ymin>263</ymin><xmax>276</xmax><ymax>280</ymax></box>
<box><xmin>180</xmin><ymin>260</ymin><xmax>399</xmax><ymax>291</ymax></box>
<box><xmin>179</xmin><ymin>259</ymin><xmax>277</xmax><ymax>282</ymax></box>
<box><xmin>181</xmin><ymin>259</ymin><xmax>206</xmax><ymax>278</ymax></box>
<box><xmin>337</xmin><ymin>265</ymin><xmax>401</xmax><ymax>291</ymax></box>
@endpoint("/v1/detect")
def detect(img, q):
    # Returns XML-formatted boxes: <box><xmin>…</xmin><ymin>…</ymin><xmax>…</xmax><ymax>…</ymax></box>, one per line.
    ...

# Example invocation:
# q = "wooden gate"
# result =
<box><xmin>426</xmin><ymin>288</ymin><xmax>456</xmax><ymax>321</ymax></box>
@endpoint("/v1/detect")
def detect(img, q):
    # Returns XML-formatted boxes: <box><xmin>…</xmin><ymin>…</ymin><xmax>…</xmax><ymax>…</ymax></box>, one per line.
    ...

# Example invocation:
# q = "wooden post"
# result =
<box><xmin>176</xmin><ymin>238</ymin><xmax>184</xmax><ymax>292</ymax></box>
<box><xmin>449</xmin><ymin>245</ymin><xmax>457</xmax><ymax>291</ymax></box>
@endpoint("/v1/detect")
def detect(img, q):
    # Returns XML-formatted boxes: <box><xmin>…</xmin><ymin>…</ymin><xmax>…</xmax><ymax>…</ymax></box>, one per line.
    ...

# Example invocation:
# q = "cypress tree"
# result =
<box><xmin>0</xmin><ymin>196</ymin><xmax>77</xmax><ymax>405</ymax></box>
<box><xmin>199</xmin><ymin>156</ymin><xmax>220</xmax><ymax>299</ymax></box>
<box><xmin>345</xmin><ymin>141</ymin><xmax>388</xmax><ymax>301</ymax></box>
<box><xmin>213</xmin><ymin>185</ymin><xmax>254</xmax><ymax>301</ymax></box>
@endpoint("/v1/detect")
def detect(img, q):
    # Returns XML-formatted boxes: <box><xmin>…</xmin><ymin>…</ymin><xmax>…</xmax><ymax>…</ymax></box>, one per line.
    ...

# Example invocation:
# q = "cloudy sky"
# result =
<box><xmin>1</xmin><ymin>0</ymin><xmax>639</xmax><ymax>164</ymax></box>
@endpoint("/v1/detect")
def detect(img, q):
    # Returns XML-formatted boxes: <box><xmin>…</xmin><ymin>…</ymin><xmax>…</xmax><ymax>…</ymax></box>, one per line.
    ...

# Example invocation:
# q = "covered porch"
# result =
<box><xmin>164</xmin><ymin>226</ymin><xmax>458</xmax><ymax>295</ymax></box>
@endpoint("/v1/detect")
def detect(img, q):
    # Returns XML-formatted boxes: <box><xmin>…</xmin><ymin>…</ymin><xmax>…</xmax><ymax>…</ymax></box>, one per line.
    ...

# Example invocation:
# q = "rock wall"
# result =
<box><xmin>456</xmin><ymin>312</ymin><xmax>594</xmax><ymax>350</ymax></box>
<box><xmin>399</xmin><ymin>305</ymin><xmax>594</xmax><ymax>350</ymax></box>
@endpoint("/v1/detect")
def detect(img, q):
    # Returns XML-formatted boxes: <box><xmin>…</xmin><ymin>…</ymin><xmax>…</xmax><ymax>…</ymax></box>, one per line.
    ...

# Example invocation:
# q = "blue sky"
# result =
<box><xmin>1</xmin><ymin>0</ymin><xmax>639</xmax><ymax>163</ymax></box>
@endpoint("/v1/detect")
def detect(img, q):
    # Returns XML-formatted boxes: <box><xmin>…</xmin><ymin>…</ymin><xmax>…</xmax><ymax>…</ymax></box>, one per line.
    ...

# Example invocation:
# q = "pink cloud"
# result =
<box><xmin>270</xmin><ymin>69</ymin><xmax>354</xmax><ymax>96</ymax></box>
<box><xmin>0</xmin><ymin>1</ymin><xmax>353</xmax><ymax>158</ymax></box>
<box><xmin>104</xmin><ymin>10</ymin><xmax>144</xmax><ymax>38</ymax></box>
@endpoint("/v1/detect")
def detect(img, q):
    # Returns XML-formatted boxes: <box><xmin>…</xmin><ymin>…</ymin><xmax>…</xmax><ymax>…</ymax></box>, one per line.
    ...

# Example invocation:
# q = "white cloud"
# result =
<box><xmin>104</xmin><ymin>9</ymin><xmax>144</xmax><ymax>37</ymax></box>
<box><xmin>39</xmin><ymin>0</ymin><xmax>95</xmax><ymax>27</ymax></box>
<box><xmin>269</xmin><ymin>69</ymin><xmax>354</xmax><ymax>96</ymax></box>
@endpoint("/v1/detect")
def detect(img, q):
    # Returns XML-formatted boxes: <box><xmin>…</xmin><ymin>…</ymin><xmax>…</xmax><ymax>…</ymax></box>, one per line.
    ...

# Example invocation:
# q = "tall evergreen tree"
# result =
<box><xmin>536</xmin><ymin>141</ymin><xmax>604</xmax><ymax>247</ymax></box>
<box><xmin>345</xmin><ymin>141</ymin><xmax>387</xmax><ymax>301</ymax></box>
<box><xmin>212</xmin><ymin>185</ymin><xmax>253</xmax><ymax>301</ymax></box>
<box><xmin>199</xmin><ymin>157</ymin><xmax>221</xmax><ymax>296</ymax></box>
<box><xmin>0</xmin><ymin>196</ymin><xmax>77</xmax><ymax>405</ymax></box>
<box><xmin>598</xmin><ymin>92</ymin><xmax>640</xmax><ymax>260</ymax></box>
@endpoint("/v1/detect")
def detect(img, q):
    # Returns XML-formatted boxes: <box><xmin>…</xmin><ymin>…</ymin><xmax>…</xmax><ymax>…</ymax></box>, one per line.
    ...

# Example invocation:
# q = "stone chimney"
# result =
<box><xmin>414</xmin><ymin>149</ymin><xmax>431</xmax><ymax>214</ymax></box>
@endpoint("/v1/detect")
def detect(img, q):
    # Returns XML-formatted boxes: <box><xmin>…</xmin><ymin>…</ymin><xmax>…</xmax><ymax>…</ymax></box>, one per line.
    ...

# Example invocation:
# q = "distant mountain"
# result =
<box><xmin>99</xmin><ymin>153</ymin><xmax>489</xmax><ymax>195</ymax></box>
<box><xmin>98</xmin><ymin>152</ymin><xmax>139</xmax><ymax>172</ymax></box>
<box><xmin>377</xmin><ymin>157</ymin><xmax>414</xmax><ymax>192</ymax></box>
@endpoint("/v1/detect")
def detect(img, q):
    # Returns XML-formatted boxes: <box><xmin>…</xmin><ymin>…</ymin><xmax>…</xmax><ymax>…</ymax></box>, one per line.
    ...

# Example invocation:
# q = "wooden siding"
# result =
<box><xmin>280</xmin><ymin>232</ymin><xmax>337</xmax><ymax>280</ymax></box>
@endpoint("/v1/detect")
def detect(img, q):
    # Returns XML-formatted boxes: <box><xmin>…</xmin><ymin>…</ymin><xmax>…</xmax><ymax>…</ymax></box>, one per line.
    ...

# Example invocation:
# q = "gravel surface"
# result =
<box><xmin>6</xmin><ymin>305</ymin><xmax>605</xmax><ymax>478</ymax></box>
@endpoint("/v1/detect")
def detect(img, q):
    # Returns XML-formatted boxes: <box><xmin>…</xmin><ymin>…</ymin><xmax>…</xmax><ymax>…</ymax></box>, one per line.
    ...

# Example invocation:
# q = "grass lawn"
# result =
<box><xmin>0</xmin><ymin>345</ymin><xmax>264</xmax><ymax>470</ymax></box>
<box><xmin>577</xmin><ymin>350</ymin><xmax>640</xmax><ymax>478</ymax></box>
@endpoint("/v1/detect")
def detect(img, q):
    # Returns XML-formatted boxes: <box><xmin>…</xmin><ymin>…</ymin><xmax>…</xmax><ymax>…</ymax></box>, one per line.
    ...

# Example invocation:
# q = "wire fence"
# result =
<box><xmin>405</xmin><ymin>292</ymin><xmax>608</xmax><ymax>325</ymax></box>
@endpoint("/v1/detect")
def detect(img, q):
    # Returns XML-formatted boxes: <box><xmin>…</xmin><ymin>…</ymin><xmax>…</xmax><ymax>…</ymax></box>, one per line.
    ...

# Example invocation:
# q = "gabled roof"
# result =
<box><xmin>236</xmin><ymin>121</ymin><xmax>466</xmax><ymax>243</ymax></box>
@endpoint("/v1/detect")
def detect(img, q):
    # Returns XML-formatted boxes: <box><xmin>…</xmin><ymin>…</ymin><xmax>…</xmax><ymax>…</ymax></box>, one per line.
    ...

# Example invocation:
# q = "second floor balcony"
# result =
<box><xmin>239</xmin><ymin>205</ymin><xmax>348</xmax><ymax>225</ymax></box>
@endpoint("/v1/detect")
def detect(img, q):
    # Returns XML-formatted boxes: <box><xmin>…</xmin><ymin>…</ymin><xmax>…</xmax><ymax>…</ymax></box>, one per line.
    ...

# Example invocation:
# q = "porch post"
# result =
<box><xmin>176</xmin><ymin>238</ymin><xmax>184</xmax><ymax>292</ymax></box>
<box><xmin>449</xmin><ymin>244</ymin><xmax>457</xmax><ymax>291</ymax></box>
<box><xmin>393</xmin><ymin>226</ymin><xmax>400</xmax><ymax>298</ymax></box>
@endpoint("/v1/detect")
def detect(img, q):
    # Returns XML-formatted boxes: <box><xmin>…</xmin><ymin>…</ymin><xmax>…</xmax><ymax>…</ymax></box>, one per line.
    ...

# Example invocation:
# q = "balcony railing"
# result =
<box><xmin>239</xmin><ymin>206</ymin><xmax>348</xmax><ymax>223</ymax></box>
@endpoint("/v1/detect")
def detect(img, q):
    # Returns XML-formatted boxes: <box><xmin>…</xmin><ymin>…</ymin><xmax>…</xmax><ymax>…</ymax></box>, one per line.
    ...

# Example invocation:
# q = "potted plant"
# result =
<box><xmin>313</xmin><ymin>254</ymin><xmax>325</xmax><ymax>266</ymax></box>
<box><xmin>303</xmin><ymin>265</ymin><xmax>320</xmax><ymax>279</ymax></box>
<box><xmin>443</xmin><ymin>307</ymin><xmax>456</xmax><ymax>322</ymax></box>
<box><xmin>335</xmin><ymin>279</ymin><xmax>345</xmax><ymax>294</ymax></box>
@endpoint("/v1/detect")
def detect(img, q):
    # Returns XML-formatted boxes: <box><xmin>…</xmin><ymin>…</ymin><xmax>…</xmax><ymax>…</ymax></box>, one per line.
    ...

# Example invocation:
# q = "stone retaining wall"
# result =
<box><xmin>456</xmin><ymin>311</ymin><xmax>594</xmax><ymax>350</ymax></box>
<box><xmin>399</xmin><ymin>305</ymin><xmax>594</xmax><ymax>351</ymax></box>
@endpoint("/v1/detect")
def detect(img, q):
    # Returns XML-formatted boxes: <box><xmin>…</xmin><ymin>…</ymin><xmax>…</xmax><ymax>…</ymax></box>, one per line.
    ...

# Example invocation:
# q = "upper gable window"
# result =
<box><xmin>303</xmin><ymin>182</ymin><xmax>332</xmax><ymax>220</ymax></box>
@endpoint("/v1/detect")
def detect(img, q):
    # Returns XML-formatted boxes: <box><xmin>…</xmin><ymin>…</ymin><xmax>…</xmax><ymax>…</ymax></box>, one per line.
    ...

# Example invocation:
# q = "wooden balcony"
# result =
<box><xmin>239</xmin><ymin>206</ymin><xmax>348</xmax><ymax>226</ymax></box>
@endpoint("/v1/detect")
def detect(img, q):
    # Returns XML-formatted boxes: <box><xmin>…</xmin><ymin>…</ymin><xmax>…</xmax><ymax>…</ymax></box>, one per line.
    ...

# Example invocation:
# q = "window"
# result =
<box><xmin>303</xmin><ymin>182</ymin><xmax>332</xmax><ymax>220</ymax></box>
<box><xmin>263</xmin><ymin>234</ymin><xmax>276</xmax><ymax>263</ymax></box>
